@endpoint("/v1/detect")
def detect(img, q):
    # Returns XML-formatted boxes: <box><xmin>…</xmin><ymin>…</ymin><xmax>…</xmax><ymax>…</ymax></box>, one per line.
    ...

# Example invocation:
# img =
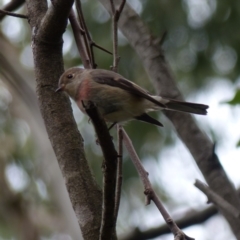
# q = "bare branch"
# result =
<box><xmin>109</xmin><ymin>0</ymin><xmax>115</xmax><ymax>14</ymax></box>
<box><xmin>114</xmin><ymin>125</ymin><xmax>123</xmax><ymax>221</ymax></box>
<box><xmin>75</xmin><ymin>0</ymin><xmax>94</xmax><ymax>67</ymax></box>
<box><xmin>110</xmin><ymin>0</ymin><xmax>126</xmax><ymax>72</ymax></box>
<box><xmin>121</xmin><ymin>127</ymin><xmax>194</xmax><ymax>240</ymax></box>
<box><xmin>195</xmin><ymin>180</ymin><xmax>240</xmax><ymax>219</ymax></box>
<box><xmin>84</xmin><ymin>102</ymin><xmax>118</xmax><ymax>240</ymax></box>
<box><xmin>75</xmin><ymin>0</ymin><xmax>112</xmax><ymax>69</ymax></box>
<box><xmin>0</xmin><ymin>9</ymin><xmax>27</xmax><ymax>18</ymax></box>
<box><xmin>0</xmin><ymin>0</ymin><xmax>24</xmax><ymax>20</ymax></box>
<box><xmin>117</xmin><ymin>0</ymin><xmax>126</xmax><ymax>17</ymax></box>
<box><xmin>69</xmin><ymin>10</ymin><xmax>92</xmax><ymax>69</ymax></box>
<box><xmin>122</xmin><ymin>187</ymin><xmax>240</xmax><ymax>240</ymax></box>
<box><xmin>92</xmin><ymin>42</ymin><xmax>113</xmax><ymax>55</ymax></box>
<box><xmin>120</xmin><ymin>206</ymin><xmax>218</xmax><ymax>240</ymax></box>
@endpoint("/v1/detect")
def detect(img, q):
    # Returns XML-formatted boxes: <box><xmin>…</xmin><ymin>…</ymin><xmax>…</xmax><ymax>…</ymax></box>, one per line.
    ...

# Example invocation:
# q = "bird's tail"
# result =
<box><xmin>159</xmin><ymin>97</ymin><xmax>209</xmax><ymax>115</ymax></box>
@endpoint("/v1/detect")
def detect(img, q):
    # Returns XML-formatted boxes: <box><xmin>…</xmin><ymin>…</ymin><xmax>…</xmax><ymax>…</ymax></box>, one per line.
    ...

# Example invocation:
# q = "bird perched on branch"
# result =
<box><xmin>56</xmin><ymin>67</ymin><xmax>208</xmax><ymax>129</ymax></box>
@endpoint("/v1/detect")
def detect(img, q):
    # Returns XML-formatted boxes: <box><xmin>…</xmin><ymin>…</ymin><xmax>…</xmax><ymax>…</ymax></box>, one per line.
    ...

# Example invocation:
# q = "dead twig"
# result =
<box><xmin>114</xmin><ymin>125</ymin><xmax>123</xmax><ymax>221</ymax></box>
<box><xmin>121</xmin><ymin>126</ymin><xmax>194</xmax><ymax>240</ymax></box>
<box><xmin>68</xmin><ymin>9</ymin><xmax>92</xmax><ymax>69</ymax></box>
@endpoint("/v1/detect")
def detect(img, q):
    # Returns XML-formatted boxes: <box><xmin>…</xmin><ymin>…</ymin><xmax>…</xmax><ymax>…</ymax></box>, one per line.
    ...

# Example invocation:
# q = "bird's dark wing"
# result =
<box><xmin>135</xmin><ymin>113</ymin><xmax>163</xmax><ymax>127</ymax></box>
<box><xmin>90</xmin><ymin>69</ymin><xmax>166</xmax><ymax>108</ymax></box>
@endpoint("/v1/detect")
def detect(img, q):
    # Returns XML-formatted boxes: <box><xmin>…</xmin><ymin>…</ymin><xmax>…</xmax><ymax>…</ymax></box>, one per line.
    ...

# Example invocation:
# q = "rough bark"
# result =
<box><xmin>24</xmin><ymin>0</ymin><xmax>103</xmax><ymax>239</ymax></box>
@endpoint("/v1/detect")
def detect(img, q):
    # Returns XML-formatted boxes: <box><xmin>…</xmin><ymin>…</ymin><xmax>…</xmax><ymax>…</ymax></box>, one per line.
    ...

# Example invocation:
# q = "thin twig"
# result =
<box><xmin>0</xmin><ymin>0</ymin><xmax>25</xmax><ymax>20</ymax></box>
<box><xmin>0</xmin><ymin>9</ymin><xmax>28</xmax><ymax>18</ymax></box>
<box><xmin>92</xmin><ymin>42</ymin><xmax>112</xmax><ymax>55</ymax></box>
<box><xmin>112</xmin><ymin>13</ymin><xmax>119</xmax><ymax>72</ymax></box>
<box><xmin>68</xmin><ymin>9</ymin><xmax>92</xmax><ymax>69</ymax></box>
<box><xmin>110</xmin><ymin>0</ymin><xmax>126</xmax><ymax>72</ymax></box>
<box><xmin>75</xmin><ymin>0</ymin><xmax>93</xmax><ymax>66</ymax></box>
<box><xmin>195</xmin><ymin>179</ymin><xmax>240</xmax><ymax>219</ymax></box>
<box><xmin>121</xmin><ymin>126</ymin><xmax>194</xmax><ymax>240</ymax></box>
<box><xmin>114</xmin><ymin>125</ymin><xmax>123</xmax><ymax>221</ymax></box>
<box><xmin>120</xmin><ymin>206</ymin><xmax>218</xmax><ymax>240</ymax></box>
<box><xmin>116</xmin><ymin>0</ymin><xmax>126</xmax><ymax>21</ymax></box>
<box><xmin>109</xmin><ymin>0</ymin><xmax>115</xmax><ymax>14</ymax></box>
<box><xmin>75</xmin><ymin>0</ymin><xmax>112</xmax><ymax>68</ymax></box>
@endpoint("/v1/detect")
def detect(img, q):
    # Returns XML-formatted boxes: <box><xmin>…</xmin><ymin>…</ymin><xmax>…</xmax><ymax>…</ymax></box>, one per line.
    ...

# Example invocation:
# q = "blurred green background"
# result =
<box><xmin>0</xmin><ymin>0</ymin><xmax>240</xmax><ymax>239</ymax></box>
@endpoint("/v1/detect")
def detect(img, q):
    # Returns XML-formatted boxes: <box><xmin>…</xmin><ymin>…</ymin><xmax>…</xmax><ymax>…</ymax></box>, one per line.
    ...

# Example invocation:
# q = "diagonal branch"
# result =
<box><xmin>84</xmin><ymin>102</ymin><xmax>118</xmax><ymax>240</ymax></box>
<box><xmin>109</xmin><ymin>0</ymin><xmax>126</xmax><ymax>72</ymax></box>
<box><xmin>0</xmin><ymin>9</ymin><xmax>27</xmax><ymax>18</ymax></box>
<box><xmin>195</xmin><ymin>180</ymin><xmax>240</xmax><ymax>219</ymax></box>
<box><xmin>69</xmin><ymin>4</ymin><xmax>119</xmax><ymax>239</ymax></box>
<box><xmin>121</xmin><ymin>127</ymin><xmax>194</xmax><ymax>240</ymax></box>
<box><xmin>120</xmin><ymin>206</ymin><xmax>218</xmax><ymax>240</ymax></box>
<box><xmin>0</xmin><ymin>0</ymin><xmax>24</xmax><ymax>20</ymax></box>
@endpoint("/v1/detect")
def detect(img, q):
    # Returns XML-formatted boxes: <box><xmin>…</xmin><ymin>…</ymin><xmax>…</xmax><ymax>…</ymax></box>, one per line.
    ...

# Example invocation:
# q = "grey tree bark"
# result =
<box><xmin>24</xmin><ymin>0</ymin><xmax>103</xmax><ymax>239</ymax></box>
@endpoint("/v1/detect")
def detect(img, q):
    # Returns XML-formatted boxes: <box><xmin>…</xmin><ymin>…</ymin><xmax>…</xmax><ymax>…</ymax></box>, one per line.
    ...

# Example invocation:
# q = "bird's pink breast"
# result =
<box><xmin>75</xmin><ymin>79</ymin><xmax>91</xmax><ymax>114</ymax></box>
<box><xmin>77</xmin><ymin>79</ymin><xmax>91</xmax><ymax>100</ymax></box>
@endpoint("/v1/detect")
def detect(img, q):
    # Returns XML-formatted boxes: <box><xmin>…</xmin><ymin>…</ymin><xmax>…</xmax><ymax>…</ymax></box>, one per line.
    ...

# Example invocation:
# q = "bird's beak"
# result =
<box><xmin>55</xmin><ymin>85</ymin><xmax>64</xmax><ymax>92</ymax></box>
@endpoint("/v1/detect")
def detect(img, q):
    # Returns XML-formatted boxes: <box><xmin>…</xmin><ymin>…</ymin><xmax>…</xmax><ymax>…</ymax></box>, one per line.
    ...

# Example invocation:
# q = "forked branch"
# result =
<box><xmin>109</xmin><ymin>0</ymin><xmax>126</xmax><ymax>72</ymax></box>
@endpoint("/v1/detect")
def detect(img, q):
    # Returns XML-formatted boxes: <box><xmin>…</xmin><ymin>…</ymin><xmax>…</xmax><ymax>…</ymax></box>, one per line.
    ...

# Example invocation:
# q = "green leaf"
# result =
<box><xmin>223</xmin><ymin>89</ymin><xmax>240</xmax><ymax>105</ymax></box>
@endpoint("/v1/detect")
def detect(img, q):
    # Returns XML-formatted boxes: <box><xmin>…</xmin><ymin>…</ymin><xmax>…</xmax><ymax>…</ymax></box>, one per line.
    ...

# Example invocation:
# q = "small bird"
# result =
<box><xmin>56</xmin><ymin>67</ymin><xmax>208</xmax><ymax>129</ymax></box>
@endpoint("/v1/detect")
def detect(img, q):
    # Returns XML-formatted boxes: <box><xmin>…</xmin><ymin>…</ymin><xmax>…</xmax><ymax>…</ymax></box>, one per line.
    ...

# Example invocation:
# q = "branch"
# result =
<box><xmin>84</xmin><ymin>102</ymin><xmax>118</xmax><ymax>240</ymax></box>
<box><xmin>75</xmin><ymin>0</ymin><xmax>94</xmax><ymax>67</ymax></box>
<box><xmin>120</xmin><ymin>206</ymin><xmax>218</xmax><ymax>240</ymax></box>
<box><xmin>195</xmin><ymin>180</ymin><xmax>240</xmax><ymax>219</ymax></box>
<box><xmin>75</xmin><ymin>0</ymin><xmax>112</xmax><ymax>68</ymax></box>
<box><xmin>25</xmin><ymin>0</ymin><xmax>103</xmax><ymax>239</ymax></box>
<box><xmin>109</xmin><ymin>0</ymin><xmax>126</xmax><ymax>72</ymax></box>
<box><xmin>121</xmin><ymin>127</ymin><xmax>194</xmax><ymax>240</ymax></box>
<box><xmin>0</xmin><ymin>9</ymin><xmax>27</xmax><ymax>18</ymax></box>
<box><xmin>114</xmin><ymin>125</ymin><xmax>123</xmax><ymax>220</ymax></box>
<box><xmin>68</xmin><ymin>9</ymin><xmax>92</xmax><ymax>69</ymax></box>
<box><xmin>122</xmin><ymin>185</ymin><xmax>240</xmax><ymax>240</ymax></box>
<box><xmin>98</xmin><ymin>0</ymin><xmax>240</xmax><ymax>237</ymax></box>
<box><xmin>0</xmin><ymin>0</ymin><xmax>24</xmax><ymax>20</ymax></box>
<box><xmin>69</xmin><ymin>4</ymin><xmax>119</xmax><ymax>238</ymax></box>
<box><xmin>36</xmin><ymin>0</ymin><xmax>74</xmax><ymax>43</ymax></box>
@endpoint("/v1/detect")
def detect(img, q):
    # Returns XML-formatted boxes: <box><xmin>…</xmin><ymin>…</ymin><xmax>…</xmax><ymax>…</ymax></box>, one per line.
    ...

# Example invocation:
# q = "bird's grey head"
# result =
<box><xmin>55</xmin><ymin>67</ymin><xmax>84</xmax><ymax>98</ymax></box>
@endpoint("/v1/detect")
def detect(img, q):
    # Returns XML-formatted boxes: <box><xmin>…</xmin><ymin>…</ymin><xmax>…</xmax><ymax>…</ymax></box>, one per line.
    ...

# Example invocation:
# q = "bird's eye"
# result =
<box><xmin>67</xmin><ymin>74</ymin><xmax>73</xmax><ymax>79</ymax></box>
